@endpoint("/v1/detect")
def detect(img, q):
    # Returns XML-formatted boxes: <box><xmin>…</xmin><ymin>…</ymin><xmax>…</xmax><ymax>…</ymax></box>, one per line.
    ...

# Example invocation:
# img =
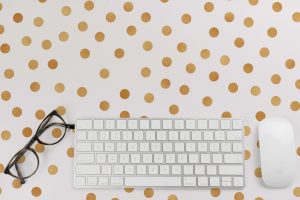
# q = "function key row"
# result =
<box><xmin>77</xmin><ymin>119</ymin><xmax>243</xmax><ymax>130</ymax></box>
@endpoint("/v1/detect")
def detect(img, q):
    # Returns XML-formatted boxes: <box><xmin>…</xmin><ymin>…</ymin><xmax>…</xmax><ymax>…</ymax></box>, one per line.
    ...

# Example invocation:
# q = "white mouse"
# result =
<box><xmin>258</xmin><ymin>118</ymin><xmax>297</xmax><ymax>188</ymax></box>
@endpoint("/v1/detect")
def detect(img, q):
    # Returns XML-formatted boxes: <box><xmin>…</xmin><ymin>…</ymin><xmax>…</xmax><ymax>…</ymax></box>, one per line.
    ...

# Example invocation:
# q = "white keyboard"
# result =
<box><xmin>74</xmin><ymin>118</ymin><xmax>244</xmax><ymax>188</ymax></box>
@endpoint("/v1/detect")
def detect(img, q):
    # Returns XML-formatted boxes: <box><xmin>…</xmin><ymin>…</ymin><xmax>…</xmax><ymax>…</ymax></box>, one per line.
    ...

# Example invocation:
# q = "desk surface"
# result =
<box><xmin>0</xmin><ymin>0</ymin><xmax>300</xmax><ymax>199</ymax></box>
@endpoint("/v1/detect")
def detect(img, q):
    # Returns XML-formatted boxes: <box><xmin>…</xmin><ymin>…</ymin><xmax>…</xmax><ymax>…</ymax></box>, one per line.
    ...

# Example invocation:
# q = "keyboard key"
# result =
<box><xmin>151</xmin><ymin>142</ymin><xmax>161</xmax><ymax>151</ymax></box>
<box><xmin>201</xmin><ymin>154</ymin><xmax>210</xmax><ymax>163</ymax></box>
<box><xmin>203</xmin><ymin>131</ymin><xmax>213</xmax><ymax>140</ymax></box>
<box><xmin>191</xmin><ymin>131</ymin><xmax>202</xmax><ymax>140</ymax></box>
<box><xmin>233</xmin><ymin>142</ymin><xmax>243</xmax><ymax>152</ymax></box>
<box><xmin>154</xmin><ymin>154</ymin><xmax>164</xmax><ymax>163</ymax></box>
<box><xmin>213</xmin><ymin>154</ymin><xmax>222</xmax><ymax>163</ymax></box>
<box><xmin>195</xmin><ymin>165</ymin><xmax>205</xmax><ymax>175</ymax></box>
<box><xmin>99</xmin><ymin>177</ymin><xmax>109</xmax><ymax>186</ymax></box>
<box><xmin>140</xmin><ymin>119</ymin><xmax>150</xmax><ymax>129</ymax></box>
<box><xmin>188</xmin><ymin>154</ymin><xmax>199</xmax><ymax>163</ymax></box>
<box><xmin>183</xmin><ymin>177</ymin><xmax>196</xmax><ymax>186</ymax></box>
<box><xmin>163</xmin><ymin>142</ymin><xmax>173</xmax><ymax>152</ymax></box>
<box><xmin>116</xmin><ymin>119</ymin><xmax>127</xmax><ymax>129</ymax></box>
<box><xmin>105</xmin><ymin>120</ymin><xmax>115</xmax><ymax>129</ymax></box>
<box><xmin>77</xmin><ymin>120</ymin><xmax>92</xmax><ymax>130</ymax></box>
<box><xmin>186</xmin><ymin>120</ymin><xmax>196</xmax><ymax>129</ymax></box>
<box><xmin>160</xmin><ymin>165</ymin><xmax>170</xmax><ymax>174</ymax></box>
<box><xmin>77</xmin><ymin>131</ymin><xmax>86</xmax><ymax>140</ymax></box>
<box><xmin>166</xmin><ymin>154</ymin><xmax>176</xmax><ymax>163</ymax></box>
<box><xmin>145</xmin><ymin>131</ymin><xmax>155</xmax><ymax>140</ymax></box>
<box><xmin>209</xmin><ymin>120</ymin><xmax>219</xmax><ymax>129</ymax></box>
<box><xmin>198</xmin><ymin>142</ymin><xmax>208</xmax><ymax>152</ymax></box>
<box><xmin>210</xmin><ymin>177</ymin><xmax>220</xmax><ymax>187</ymax></box>
<box><xmin>105</xmin><ymin>143</ymin><xmax>115</xmax><ymax>151</ymax></box>
<box><xmin>186</xmin><ymin>143</ymin><xmax>196</xmax><ymax>152</ymax></box>
<box><xmin>131</xmin><ymin>154</ymin><xmax>141</xmax><ymax>163</ymax></box>
<box><xmin>111</xmin><ymin>177</ymin><xmax>123</xmax><ymax>186</ymax></box>
<box><xmin>94</xmin><ymin>120</ymin><xmax>104</xmax><ymax>129</ymax></box>
<box><xmin>87</xmin><ymin>176</ymin><xmax>98</xmax><ymax>186</ymax></box>
<box><xmin>219</xmin><ymin>165</ymin><xmax>243</xmax><ymax>175</ymax></box>
<box><xmin>75</xmin><ymin>176</ymin><xmax>85</xmax><ymax>186</ymax></box>
<box><xmin>183</xmin><ymin>165</ymin><xmax>193</xmax><ymax>175</ymax></box>
<box><xmin>224</xmin><ymin>154</ymin><xmax>243</xmax><ymax>163</ymax></box>
<box><xmin>117</xmin><ymin>143</ymin><xmax>126</xmax><ymax>151</ymax></box>
<box><xmin>99</xmin><ymin>131</ymin><xmax>109</xmax><ymax>140</ymax></box>
<box><xmin>169</xmin><ymin>131</ymin><xmax>179</xmax><ymax>140</ymax></box>
<box><xmin>221</xmin><ymin>143</ymin><xmax>231</xmax><ymax>152</ymax></box>
<box><xmin>209</xmin><ymin>143</ymin><xmax>219</xmax><ymax>152</ymax></box>
<box><xmin>233</xmin><ymin>177</ymin><xmax>244</xmax><ymax>187</ymax></box>
<box><xmin>197</xmin><ymin>120</ymin><xmax>207</xmax><ymax>129</ymax></box>
<box><xmin>113</xmin><ymin>165</ymin><xmax>124</xmax><ymax>174</ymax></box>
<box><xmin>107</xmin><ymin>154</ymin><xmax>117</xmax><ymax>163</ymax></box>
<box><xmin>96</xmin><ymin>154</ymin><xmax>106</xmax><ymax>163</ymax></box>
<box><xmin>220</xmin><ymin>119</ymin><xmax>231</xmax><ymax>129</ymax></box>
<box><xmin>128</xmin><ymin>120</ymin><xmax>138</xmax><ymax>129</ymax></box>
<box><xmin>198</xmin><ymin>177</ymin><xmax>208</xmax><ymax>186</ymax></box>
<box><xmin>140</xmin><ymin>142</ymin><xmax>150</xmax><ymax>151</ymax></box>
<box><xmin>162</xmin><ymin>120</ymin><xmax>172</xmax><ymax>129</ymax></box>
<box><xmin>125</xmin><ymin>177</ymin><xmax>181</xmax><ymax>186</ymax></box>
<box><xmin>123</xmin><ymin>131</ymin><xmax>133</xmax><ymax>140</ymax></box>
<box><xmin>120</xmin><ymin>154</ymin><xmax>129</xmax><ymax>163</ymax></box>
<box><xmin>207</xmin><ymin>165</ymin><xmax>217</xmax><ymax>175</ymax></box>
<box><xmin>171</xmin><ymin>165</ymin><xmax>181</xmax><ymax>174</ymax></box>
<box><xmin>174</xmin><ymin>120</ymin><xmax>184</xmax><ymax>129</ymax></box>
<box><xmin>174</xmin><ymin>143</ymin><xmax>184</xmax><ymax>152</ymax></box>
<box><xmin>151</xmin><ymin>120</ymin><xmax>161</xmax><ymax>129</ymax></box>
<box><xmin>143</xmin><ymin>154</ymin><xmax>152</xmax><ymax>163</ymax></box>
<box><xmin>227</xmin><ymin>131</ymin><xmax>243</xmax><ymax>140</ymax></box>
<box><xmin>215</xmin><ymin>131</ymin><xmax>225</xmax><ymax>140</ymax></box>
<box><xmin>157</xmin><ymin>131</ymin><xmax>167</xmax><ymax>140</ymax></box>
<box><xmin>137</xmin><ymin>165</ymin><xmax>147</xmax><ymax>174</ymax></box>
<box><xmin>111</xmin><ymin>131</ymin><xmax>121</xmax><ymax>140</ymax></box>
<box><xmin>101</xmin><ymin>165</ymin><xmax>112</xmax><ymax>174</ymax></box>
<box><xmin>180</xmin><ymin>131</ymin><xmax>190</xmax><ymax>140</ymax></box>
<box><xmin>76</xmin><ymin>154</ymin><xmax>94</xmax><ymax>164</ymax></box>
<box><xmin>76</xmin><ymin>165</ymin><xmax>100</xmax><ymax>175</ymax></box>
<box><xmin>87</xmin><ymin>131</ymin><xmax>97</xmax><ymax>140</ymax></box>
<box><xmin>134</xmin><ymin>131</ymin><xmax>143</xmax><ymax>140</ymax></box>
<box><xmin>148</xmin><ymin>165</ymin><xmax>158</xmax><ymax>174</ymax></box>
<box><xmin>128</xmin><ymin>142</ymin><xmax>138</xmax><ymax>151</ymax></box>
<box><xmin>93</xmin><ymin>143</ymin><xmax>103</xmax><ymax>152</ymax></box>
<box><xmin>178</xmin><ymin>154</ymin><xmax>187</xmax><ymax>163</ymax></box>
<box><xmin>77</xmin><ymin>142</ymin><xmax>92</xmax><ymax>152</ymax></box>
<box><xmin>232</xmin><ymin>119</ymin><xmax>243</xmax><ymax>130</ymax></box>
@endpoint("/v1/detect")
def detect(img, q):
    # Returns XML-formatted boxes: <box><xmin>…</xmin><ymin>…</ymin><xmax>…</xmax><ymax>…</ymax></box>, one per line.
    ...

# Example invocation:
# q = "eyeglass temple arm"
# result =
<box><xmin>66</xmin><ymin>123</ymin><xmax>75</xmax><ymax>129</ymax></box>
<box><xmin>15</xmin><ymin>163</ymin><xmax>25</xmax><ymax>184</ymax></box>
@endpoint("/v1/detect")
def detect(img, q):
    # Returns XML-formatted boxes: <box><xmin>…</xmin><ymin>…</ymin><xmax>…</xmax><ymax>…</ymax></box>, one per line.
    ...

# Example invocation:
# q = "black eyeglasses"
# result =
<box><xmin>4</xmin><ymin>110</ymin><xmax>75</xmax><ymax>184</ymax></box>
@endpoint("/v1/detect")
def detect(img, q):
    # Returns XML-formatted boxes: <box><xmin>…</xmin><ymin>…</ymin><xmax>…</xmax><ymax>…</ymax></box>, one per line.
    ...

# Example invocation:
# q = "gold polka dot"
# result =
<box><xmin>35</xmin><ymin>143</ymin><xmax>45</xmax><ymax>153</ymax></box>
<box><xmin>186</xmin><ymin>63</ymin><xmax>196</xmax><ymax>73</ymax></box>
<box><xmin>179</xmin><ymin>85</ymin><xmax>190</xmax><ymax>95</ymax></box>
<box><xmin>123</xmin><ymin>1</ymin><xmax>134</xmax><ymax>12</ymax></box>
<box><xmin>220</xmin><ymin>55</ymin><xmax>230</xmax><ymax>65</ymax></box>
<box><xmin>234</xmin><ymin>192</ymin><xmax>244</xmax><ymax>200</ymax></box>
<box><xmin>52</xmin><ymin>128</ymin><xmax>62</xmax><ymax>138</ymax></box>
<box><xmin>22</xmin><ymin>127</ymin><xmax>32</xmax><ymax>137</ymax></box>
<box><xmin>272</xmin><ymin>2</ymin><xmax>282</xmax><ymax>12</ymax></box>
<box><xmin>243</xmin><ymin>63</ymin><xmax>253</xmax><ymax>73</ymax></box>
<box><xmin>0</xmin><ymin>43</ymin><xmax>10</xmax><ymax>53</ymax></box>
<box><xmin>0</xmin><ymin>24</ymin><xmax>4</xmax><ymax>35</ymax></box>
<box><xmin>234</xmin><ymin>37</ymin><xmax>244</xmax><ymax>48</ymax></box>
<box><xmin>17</xmin><ymin>155</ymin><xmax>25</xmax><ymax>164</ymax></box>
<box><xmin>161</xmin><ymin>79</ymin><xmax>171</xmax><ymax>89</ymax></box>
<box><xmin>67</xmin><ymin>147</ymin><xmax>74</xmax><ymax>157</ymax></box>
<box><xmin>12</xmin><ymin>179</ymin><xmax>22</xmax><ymax>189</ymax></box>
<box><xmin>31</xmin><ymin>187</ymin><xmax>42</xmax><ymax>197</ymax></box>
<box><xmin>78</xmin><ymin>21</ymin><xmax>88</xmax><ymax>32</ymax></box>
<box><xmin>168</xmin><ymin>194</ymin><xmax>178</xmax><ymax>200</ymax></box>
<box><xmin>209</xmin><ymin>71</ymin><xmax>219</xmax><ymax>82</ymax></box>
<box><xmin>244</xmin><ymin>17</ymin><xmax>254</xmax><ymax>27</ymax></box>
<box><xmin>84</xmin><ymin>1</ymin><xmax>94</xmax><ymax>11</ymax></box>
<box><xmin>28</xmin><ymin>59</ymin><xmax>39</xmax><ymax>70</ymax></box>
<box><xmin>267</xmin><ymin>27</ymin><xmax>277</xmax><ymax>38</ymax></box>
<box><xmin>292</xmin><ymin>12</ymin><xmax>300</xmax><ymax>22</ymax></box>
<box><xmin>48</xmin><ymin>165</ymin><xmax>58</xmax><ymax>175</ymax></box>
<box><xmin>141</xmin><ymin>12</ymin><xmax>151</xmax><ymax>23</ymax></box>
<box><xmin>295</xmin><ymin>79</ymin><xmax>300</xmax><ymax>89</ymax></box>
<box><xmin>21</xmin><ymin>36</ymin><xmax>32</xmax><ymax>46</ymax></box>
<box><xmin>285</xmin><ymin>58</ymin><xmax>295</xmax><ymax>69</ymax></box>
<box><xmin>271</xmin><ymin>96</ymin><xmax>281</xmax><ymax>106</ymax></box>
<box><xmin>294</xmin><ymin>187</ymin><xmax>300</xmax><ymax>197</ymax></box>
<box><xmin>41</xmin><ymin>40</ymin><xmax>52</xmax><ymax>50</ymax></box>
<box><xmin>59</xmin><ymin>32</ymin><xmax>69</xmax><ymax>42</ymax></box>
<box><xmin>127</xmin><ymin>26</ymin><xmax>136</xmax><ymax>36</ymax></box>
<box><xmin>297</xmin><ymin>147</ymin><xmax>300</xmax><ymax>156</ymax></box>
<box><xmin>256</xmin><ymin>111</ymin><xmax>265</xmax><ymax>121</ymax></box>
<box><xmin>228</xmin><ymin>82</ymin><xmax>238</xmax><ymax>93</ymax></box>
<box><xmin>93</xmin><ymin>32</ymin><xmax>105</xmax><ymax>43</ymax></box>
<box><xmin>169</xmin><ymin>104</ymin><xmax>179</xmax><ymax>115</ymax></box>
<box><xmin>99</xmin><ymin>68</ymin><xmax>110</xmax><ymax>79</ymax></box>
<box><xmin>244</xmin><ymin>150</ymin><xmax>251</xmax><ymax>160</ymax></box>
<box><xmin>35</xmin><ymin>109</ymin><xmax>45</xmax><ymax>120</ymax></box>
<box><xmin>55</xmin><ymin>83</ymin><xmax>65</xmax><ymax>93</ymax></box>
<box><xmin>30</xmin><ymin>82</ymin><xmax>40</xmax><ymax>92</ymax></box>
<box><xmin>257</xmin><ymin>140</ymin><xmax>260</xmax><ymax>148</ymax></box>
<box><xmin>181</xmin><ymin>13</ymin><xmax>191</xmax><ymax>24</ymax></box>
<box><xmin>259</xmin><ymin>47</ymin><xmax>269</xmax><ymax>57</ymax></box>
<box><xmin>202</xmin><ymin>96</ymin><xmax>213</xmax><ymax>107</ymax></box>
<box><xmin>12</xmin><ymin>107</ymin><xmax>22</xmax><ymax>117</ymax></box>
<box><xmin>204</xmin><ymin>2</ymin><xmax>214</xmax><ymax>12</ymax></box>
<box><xmin>161</xmin><ymin>0</ymin><xmax>168</xmax><ymax>3</ymax></box>
<box><xmin>106</xmin><ymin>12</ymin><xmax>116</xmax><ymax>22</ymax></box>
<box><xmin>80</xmin><ymin>48</ymin><xmax>90</xmax><ymax>59</ymax></box>
<box><xmin>255</xmin><ymin>167</ymin><xmax>262</xmax><ymax>178</ymax></box>
<box><xmin>120</xmin><ymin>89</ymin><xmax>130</xmax><ymax>99</ymax></box>
<box><xmin>99</xmin><ymin>101</ymin><xmax>110</xmax><ymax>111</ymax></box>
<box><xmin>224</xmin><ymin>12</ymin><xmax>234</xmax><ymax>22</ymax></box>
<box><xmin>200</xmin><ymin>49</ymin><xmax>210</xmax><ymax>59</ymax></box>
<box><xmin>162</xmin><ymin>25</ymin><xmax>172</xmax><ymax>36</ymax></box>
<box><xmin>48</xmin><ymin>59</ymin><xmax>58</xmax><ymax>69</ymax></box>
<box><xmin>271</xmin><ymin>74</ymin><xmax>281</xmax><ymax>84</ymax></box>
<box><xmin>120</xmin><ymin>111</ymin><xmax>130</xmax><ymax>118</ymax></box>
<box><xmin>244</xmin><ymin>126</ymin><xmax>251</xmax><ymax>136</ymax></box>
<box><xmin>251</xmin><ymin>86</ymin><xmax>261</xmax><ymax>96</ymax></box>
<box><xmin>144</xmin><ymin>188</ymin><xmax>154</xmax><ymax>198</ymax></box>
<box><xmin>4</xmin><ymin>68</ymin><xmax>14</xmax><ymax>79</ymax></box>
<box><xmin>124</xmin><ymin>187</ymin><xmax>134</xmax><ymax>193</ymax></box>
<box><xmin>33</xmin><ymin>17</ymin><xmax>43</xmax><ymax>27</ymax></box>
<box><xmin>177</xmin><ymin>42</ymin><xmax>187</xmax><ymax>53</ymax></box>
<box><xmin>290</xmin><ymin>101</ymin><xmax>300</xmax><ymax>111</ymax></box>
<box><xmin>222</xmin><ymin>111</ymin><xmax>232</xmax><ymax>118</ymax></box>
<box><xmin>143</xmin><ymin>41</ymin><xmax>153</xmax><ymax>51</ymax></box>
<box><xmin>77</xmin><ymin>87</ymin><xmax>87</xmax><ymax>97</ymax></box>
<box><xmin>141</xmin><ymin>67</ymin><xmax>151</xmax><ymax>77</ymax></box>
<box><xmin>56</xmin><ymin>105</ymin><xmax>66</xmax><ymax>115</ymax></box>
<box><xmin>38</xmin><ymin>0</ymin><xmax>47</xmax><ymax>3</ymax></box>
<box><xmin>249</xmin><ymin>0</ymin><xmax>259</xmax><ymax>6</ymax></box>
<box><xmin>1</xmin><ymin>130</ymin><xmax>11</xmax><ymax>140</ymax></box>
<box><xmin>0</xmin><ymin>163</ymin><xmax>4</xmax><ymax>173</ymax></box>
<box><xmin>114</xmin><ymin>48</ymin><xmax>124</xmax><ymax>59</ymax></box>
<box><xmin>162</xmin><ymin>57</ymin><xmax>172</xmax><ymax>67</ymax></box>
<box><xmin>1</xmin><ymin>90</ymin><xmax>11</xmax><ymax>101</ymax></box>
<box><xmin>61</xmin><ymin>6</ymin><xmax>71</xmax><ymax>16</ymax></box>
<box><xmin>144</xmin><ymin>93</ymin><xmax>154</xmax><ymax>103</ymax></box>
<box><xmin>86</xmin><ymin>193</ymin><xmax>96</xmax><ymax>200</ymax></box>
<box><xmin>13</xmin><ymin>13</ymin><xmax>23</xmax><ymax>23</ymax></box>
<box><xmin>209</xmin><ymin>27</ymin><xmax>219</xmax><ymax>38</ymax></box>
<box><xmin>210</xmin><ymin>188</ymin><xmax>221</xmax><ymax>197</ymax></box>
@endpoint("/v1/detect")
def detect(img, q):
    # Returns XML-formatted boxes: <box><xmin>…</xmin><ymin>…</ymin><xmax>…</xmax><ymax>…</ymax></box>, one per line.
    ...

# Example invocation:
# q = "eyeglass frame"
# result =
<box><xmin>4</xmin><ymin>110</ymin><xmax>75</xmax><ymax>184</ymax></box>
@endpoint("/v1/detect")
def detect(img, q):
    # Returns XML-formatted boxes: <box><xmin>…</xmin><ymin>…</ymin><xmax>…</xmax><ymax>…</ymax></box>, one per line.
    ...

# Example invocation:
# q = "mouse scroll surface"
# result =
<box><xmin>258</xmin><ymin>118</ymin><xmax>296</xmax><ymax>188</ymax></box>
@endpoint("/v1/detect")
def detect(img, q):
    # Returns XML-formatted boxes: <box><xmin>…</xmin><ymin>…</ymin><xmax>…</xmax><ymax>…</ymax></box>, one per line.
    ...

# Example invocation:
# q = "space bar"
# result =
<box><xmin>125</xmin><ymin>177</ymin><xmax>181</xmax><ymax>186</ymax></box>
